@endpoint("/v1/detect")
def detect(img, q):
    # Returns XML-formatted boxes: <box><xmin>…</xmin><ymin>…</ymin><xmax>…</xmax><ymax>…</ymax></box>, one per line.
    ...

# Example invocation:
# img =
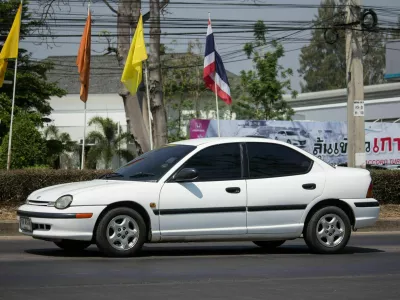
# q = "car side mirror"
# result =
<box><xmin>173</xmin><ymin>168</ymin><xmax>199</xmax><ymax>182</ymax></box>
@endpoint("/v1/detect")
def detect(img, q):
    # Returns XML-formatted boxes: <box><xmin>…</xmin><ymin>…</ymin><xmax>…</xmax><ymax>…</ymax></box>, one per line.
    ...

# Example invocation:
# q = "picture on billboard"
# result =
<box><xmin>189</xmin><ymin>119</ymin><xmax>400</xmax><ymax>166</ymax></box>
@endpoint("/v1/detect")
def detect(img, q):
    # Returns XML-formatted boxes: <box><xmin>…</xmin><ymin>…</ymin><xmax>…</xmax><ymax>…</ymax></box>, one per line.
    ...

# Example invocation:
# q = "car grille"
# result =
<box><xmin>300</xmin><ymin>141</ymin><xmax>306</xmax><ymax>145</ymax></box>
<box><xmin>27</xmin><ymin>200</ymin><xmax>50</xmax><ymax>206</ymax></box>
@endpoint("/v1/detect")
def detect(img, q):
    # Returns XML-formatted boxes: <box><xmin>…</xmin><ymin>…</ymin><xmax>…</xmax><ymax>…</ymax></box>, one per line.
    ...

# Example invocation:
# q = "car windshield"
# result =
<box><xmin>286</xmin><ymin>132</ymin><xmax>297</xmax><ymax>136</ymax></box>
<box><xmin>100</xmin><ymin>144</ymin><xmax>196</xmax><ymax>182</ymax></box>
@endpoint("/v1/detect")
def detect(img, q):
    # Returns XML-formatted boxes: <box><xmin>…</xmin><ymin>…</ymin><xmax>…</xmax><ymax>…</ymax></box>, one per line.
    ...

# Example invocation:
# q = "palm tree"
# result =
<box><xmin>86</xmin><ymin>116</ymin><xmax>134</xmax><ymax>169</ymax></box>
<box><xmin>43</xmin><ymin>125</ymin><xmax>79</xmax><ymax>169</ymax></box>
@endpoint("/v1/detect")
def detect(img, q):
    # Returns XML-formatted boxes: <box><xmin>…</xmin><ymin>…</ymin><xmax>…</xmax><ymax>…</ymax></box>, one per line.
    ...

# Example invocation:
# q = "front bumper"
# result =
<box><xmin>17</xmin><ymin>204</ymin><xmax>106</xmax><ymax>241</ymax></box>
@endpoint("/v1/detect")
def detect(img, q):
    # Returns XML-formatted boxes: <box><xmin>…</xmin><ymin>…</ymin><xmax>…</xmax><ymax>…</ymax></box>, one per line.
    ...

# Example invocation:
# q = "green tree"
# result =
<box><xmin>162</xmin><ymin>40</ymin><xmax>209</xmax><ymax>142</ymax></box>
<box><xmin>234</xmin><ymin>20</ymin><xmax>296</xmax><ymax>120</ymax></box>
<box><xmin>44</xmin><ymin>125</ymin><xmax>79</xmax><ymax>169</ymax></box>
<box><xmin>0</xmin><ymin>1</ymin><xmax>66</xmax><ymax>141</ymax></box>
<box><xmin>298</xmin><ymin>0</ymin><xmax>386</xmax><ymax>92</ymax></box>
<box><xmin>0</xmin><ymin>114</ymin><xmax>47</xmax><ymax>169</ymax></box>
<box><xmin>86</xmin><ymin>117</ymin><xmax>134</xmax><ymax>169</ymax></box>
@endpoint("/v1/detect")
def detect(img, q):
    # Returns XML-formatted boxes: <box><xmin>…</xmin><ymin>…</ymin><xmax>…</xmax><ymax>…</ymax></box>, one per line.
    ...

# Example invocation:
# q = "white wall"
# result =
<box><xmin>45</xmin><ymin>93</ymin><xmax>127</xmax><ymax>142</ymax></box>
<box><xmin>293</xmin><ymin>97</ymin><xmax>400</xmax><ymax>122</ymax></box>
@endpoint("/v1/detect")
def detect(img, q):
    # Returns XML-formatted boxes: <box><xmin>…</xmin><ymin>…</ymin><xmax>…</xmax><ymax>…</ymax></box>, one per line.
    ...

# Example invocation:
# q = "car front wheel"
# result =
<box><xmin>54</xmin><ymin>240</ymin><xmax>91</xmax><ymax>252</ymax></box>
<box><xmin>95</xmin><ymin>207</ymin><xmax>146</xmax><ymax>257</ymax></box>
<box><xmin>304</xmin><ymin>206</ymin><xmax>351</xmax><ymax>254</ymax></box>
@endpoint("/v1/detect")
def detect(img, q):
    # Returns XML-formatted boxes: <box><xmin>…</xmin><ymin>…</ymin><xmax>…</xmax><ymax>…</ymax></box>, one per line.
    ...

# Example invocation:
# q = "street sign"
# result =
<box><xmin>354</xmin><ymin>100</ymin><xmax>365</xmax><ymax>117</ymax></box>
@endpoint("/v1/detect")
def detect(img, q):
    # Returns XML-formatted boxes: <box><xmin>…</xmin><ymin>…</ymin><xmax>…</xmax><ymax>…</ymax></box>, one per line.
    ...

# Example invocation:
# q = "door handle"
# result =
<box><xmin>302</xmin><ymin>183</ymin><xmax>316</xmax><ymax>190</ymax></box>
<box><xmin>226</xmin><ymin>187</ymin><xmax>241</xmax><ymax>194</ymax></box>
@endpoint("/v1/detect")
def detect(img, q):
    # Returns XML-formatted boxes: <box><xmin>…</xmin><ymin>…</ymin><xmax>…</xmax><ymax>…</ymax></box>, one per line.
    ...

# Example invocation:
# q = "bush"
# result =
<box><xmin>370</xmin><ymin>170</ymin><xmax>400</xmax><ymax>205</ymax></box>
<box><xmin>0</xmin><ymin>169</ymin><xmax>110</xmax><ymax>205</ymax></box>
<box><xmin>0</xmin><ymin>116</ymin><xmax>47</xmax><ymax>169</ymax></box>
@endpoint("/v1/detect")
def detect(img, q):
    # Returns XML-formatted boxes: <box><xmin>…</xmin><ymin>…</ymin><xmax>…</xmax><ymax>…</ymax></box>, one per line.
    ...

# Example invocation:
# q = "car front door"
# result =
<box><xmin>245</xmin><ymin>142</ymin><xmax>326</xmax><ymax>235</ymax></box>
<box><xmin>277</xmin><ymin>131</ymin><xmax>285</xmax><ymax>141</ymax></box>
<box><xmin>158</xmin><ymin>143</ymin><xmax>247</xmax><ymax>237</ymax></box>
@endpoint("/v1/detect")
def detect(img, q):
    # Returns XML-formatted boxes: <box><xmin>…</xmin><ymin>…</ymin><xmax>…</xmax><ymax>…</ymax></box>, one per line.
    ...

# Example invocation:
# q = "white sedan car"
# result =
<box><xmin>17</xmin><ymin>137</ymin><xmax>379</xmax><ymax>257</ymax></box>
<box><xmin>274</xmin><ymin>130</ymin><xmax>307</xmax><ymax>148</ymax></box>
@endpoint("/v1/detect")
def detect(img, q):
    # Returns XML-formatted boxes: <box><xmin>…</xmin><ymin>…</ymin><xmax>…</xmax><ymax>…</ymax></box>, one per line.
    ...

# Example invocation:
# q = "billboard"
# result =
<box><xmin>189</xmin><ymin>119</ymin><xmax>400</xmax><ymax>166</ymax></box>
<box><xmin>385</xmin><ymin>40</ymin><xmax>400</xmax><ymax>81</ymax></box>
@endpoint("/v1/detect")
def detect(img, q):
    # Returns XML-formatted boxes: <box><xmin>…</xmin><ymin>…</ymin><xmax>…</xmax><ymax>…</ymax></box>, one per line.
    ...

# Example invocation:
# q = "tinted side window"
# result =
<box><xmin>183</xmin><ymin>143</ymin><xmax>242</xmax><ymax>181</ymax></box>
<box><xmin>247</xmin><ymin>142</ymin><xmax>313</xmax><ymax>178</ymax></box>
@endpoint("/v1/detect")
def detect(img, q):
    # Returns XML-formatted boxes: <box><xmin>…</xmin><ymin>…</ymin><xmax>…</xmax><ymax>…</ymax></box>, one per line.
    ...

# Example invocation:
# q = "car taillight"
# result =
<box><xmin>366</xmin><ymin>182</ymin><xmax>373</xmax><ymax>198</ymax></box>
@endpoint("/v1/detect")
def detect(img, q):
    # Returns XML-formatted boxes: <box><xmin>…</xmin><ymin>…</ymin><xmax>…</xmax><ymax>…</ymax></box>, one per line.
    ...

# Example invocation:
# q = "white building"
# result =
<box><xmin>286</xmin><ymin>82</ymin><xmax>400</xmax><ymax>123</ymax></box>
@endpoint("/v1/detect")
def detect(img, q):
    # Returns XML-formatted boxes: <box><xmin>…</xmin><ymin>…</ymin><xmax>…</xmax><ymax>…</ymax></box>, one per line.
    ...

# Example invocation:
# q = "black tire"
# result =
<box><xmin>253</xmin><ymin>240</ymin><xmax>285</xmax><ymax>249</ymax></box>
<box><xmin>54</xmin><ymin>240</ymin><xmax>91</xmax><ymax>252</ymax></box>
<box><xmin>287</xmin><ymin>139</ymin><xmax>292</xmax><ymax>144</ymax></box>
<box><xmin>304</xmin><ymin>206</ymin><xmax>351</xmax><ymax>254</ymax></box>
<box><xmin>95</xmin><ymin>207</ymin><xmax>146</xmax><ymax>257</ymax></box>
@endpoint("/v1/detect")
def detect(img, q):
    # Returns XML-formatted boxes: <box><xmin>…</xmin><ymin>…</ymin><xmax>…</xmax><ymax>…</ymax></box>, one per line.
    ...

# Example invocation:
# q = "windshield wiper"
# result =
<box><xmin>129</xmin><ymin>172</ymin><xmax>155</xmax><ymax>178</ymax></box>
<box><xmin>100</xmin><ymin>172</ymin><xmax>124</xmax><ymax>179</ymax></box>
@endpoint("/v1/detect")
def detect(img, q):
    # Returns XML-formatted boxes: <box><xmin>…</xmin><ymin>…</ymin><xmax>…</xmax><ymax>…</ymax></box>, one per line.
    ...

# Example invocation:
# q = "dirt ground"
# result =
<box><xmin>1</xmin><ymin>204</ymin><xmax>400</xmax><ymax>221</ymax></box>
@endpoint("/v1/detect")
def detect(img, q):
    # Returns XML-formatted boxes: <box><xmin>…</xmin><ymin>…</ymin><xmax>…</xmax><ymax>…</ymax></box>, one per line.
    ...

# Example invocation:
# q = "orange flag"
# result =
<box><xmin>76</xmin><ymin>12</ymin><xmax>91</xmax><ymax>102</ymax></box>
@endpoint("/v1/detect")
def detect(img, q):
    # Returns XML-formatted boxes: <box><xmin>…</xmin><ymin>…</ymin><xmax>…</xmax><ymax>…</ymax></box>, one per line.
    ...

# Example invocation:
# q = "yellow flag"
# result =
<box><xmin>0</xmin><ymin>60</ymin><xmax>8</xmax><ymax>87</ymax></box>
<box><xmin>0</xmin><ymin>4</ymin><xmax>22</xmax><ymax>59</ymax></box>
<box><xmin>0</xmin><ymin>4</ymin><xmax>22</xmax><ymax>87</ymax></box>
<box><xmin>121</xmin><ymin>14</ymin><xmax>148</xmax><ymax>95</ymax></box>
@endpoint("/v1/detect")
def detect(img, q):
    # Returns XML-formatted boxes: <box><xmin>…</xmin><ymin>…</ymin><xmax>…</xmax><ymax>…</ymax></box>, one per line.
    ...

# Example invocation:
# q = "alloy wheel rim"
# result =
<box><xmin>316</xmin><ymin>213</ymin><xmax>345</xmax><ymax>248</ymax></box>
<box><xmin>106</xmin><ymin>215</ymin><xmax>139</xmax><ymax>251</ymax></box>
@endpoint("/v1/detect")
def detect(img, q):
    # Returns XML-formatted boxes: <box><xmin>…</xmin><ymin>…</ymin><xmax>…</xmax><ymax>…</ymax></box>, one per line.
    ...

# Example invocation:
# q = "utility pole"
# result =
<box><xmin>346</xmin><ymin>0</ymin><xmax>365</xmax><ymax>168</ymax></box>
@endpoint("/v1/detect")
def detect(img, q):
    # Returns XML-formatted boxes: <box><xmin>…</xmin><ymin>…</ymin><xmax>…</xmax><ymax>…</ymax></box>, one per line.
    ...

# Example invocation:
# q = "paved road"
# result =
<box><xmin>1</xmin><ymin>233</ymin><xmax>400</xmax><ymax>300</ymax></box>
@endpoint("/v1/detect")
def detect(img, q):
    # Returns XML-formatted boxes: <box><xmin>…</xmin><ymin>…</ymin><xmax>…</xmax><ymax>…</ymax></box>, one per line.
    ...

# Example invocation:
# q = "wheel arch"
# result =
<box><xmin>302</xmin><ymin>199</ymin><xmax>356</xmax><ymax>233</ymax></box>
<box><xmin>92</xmin><ymin>201</ymin><xmax>152</xmax><ymax>242</ymax></box>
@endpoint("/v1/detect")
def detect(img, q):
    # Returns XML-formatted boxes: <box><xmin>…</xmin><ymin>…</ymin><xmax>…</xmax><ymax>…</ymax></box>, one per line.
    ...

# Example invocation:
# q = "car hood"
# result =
<box><xmin>27</xmin><ymin>180</ymin><xmax>145</xmax><ymax>202</ymax></box>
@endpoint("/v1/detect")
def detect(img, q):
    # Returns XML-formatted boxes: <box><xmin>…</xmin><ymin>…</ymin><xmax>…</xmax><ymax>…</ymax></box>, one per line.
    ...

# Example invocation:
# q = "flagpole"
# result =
<box><xmin>81</xmin><ymin>1</ymin><xmax>91</xmax><ymax>170</ymax></box>
<box><xmin>208</xmin><ymin>12</ymin><xmax>220</xmax><ymax>138</ymax></box>
<box><xmin>81</xmin><ymin>102</ymin><xmax>87</xmax><ymax>170</ymax></box>
<box><xmin>6</xmin><ymin>1</ymin><xmax>22</xmax><ymax>171</ymax></box>
<box><xmin>214</xmin><ymin>78</ymin><xmax>220</xmax><ymax>137</ymax></box>
<box><xmin>6</xmin><ymin>57</ymin><xmax>18</xmax><ymax>171</ymax></box>
<box><xmin>144</xmin><ymin>61</ymin><xmax>153</xmax><ymax>150</ymax></box>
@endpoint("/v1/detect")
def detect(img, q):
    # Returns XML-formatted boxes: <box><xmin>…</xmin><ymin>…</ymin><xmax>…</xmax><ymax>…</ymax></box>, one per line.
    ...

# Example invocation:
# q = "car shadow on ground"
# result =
<box><xmin>24</xmin><ymin>243</ymin><xmax>384</xmax><ymax>259</ymax></box>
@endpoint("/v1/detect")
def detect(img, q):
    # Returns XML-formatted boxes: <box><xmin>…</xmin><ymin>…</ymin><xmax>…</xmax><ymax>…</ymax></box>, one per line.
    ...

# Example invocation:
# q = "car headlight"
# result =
<box><xmin>54</xmin><ymin>195</ymin><xmax>73</xmax><ymax>209</ymax></box>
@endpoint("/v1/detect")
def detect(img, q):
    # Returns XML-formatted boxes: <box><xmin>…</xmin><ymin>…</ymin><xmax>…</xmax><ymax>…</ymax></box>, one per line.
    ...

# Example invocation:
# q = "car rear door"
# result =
<box><xmin>245</xmin><ymin>142</ymin><xmax>326</xmax><ymax>234</ymax></box>
<box><xmin>158</xmin><ymin>143</ymin><xmax>247</xmax><ymax>237</ymax></box>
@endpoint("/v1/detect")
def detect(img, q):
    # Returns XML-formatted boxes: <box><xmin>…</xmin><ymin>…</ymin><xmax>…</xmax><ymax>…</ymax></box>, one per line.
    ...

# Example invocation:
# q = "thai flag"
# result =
<box><xmin>203</xmin><ymin>16</ymin><xmax>232</xmax><ymax>105</ymax></box>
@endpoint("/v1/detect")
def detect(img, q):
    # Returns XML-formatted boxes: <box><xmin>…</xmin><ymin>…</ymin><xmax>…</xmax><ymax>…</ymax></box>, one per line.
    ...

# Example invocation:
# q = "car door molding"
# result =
<box><xmin>247</xmin><ymin>204</ymin><xmax>307</xmax><ymax>212</ymax></box>
<box><xmin>152</xmin><ymin>206</ymin><xmax>247</xmax><ymax>215</ymax></box>
<box><xmin>152</xmin><ymin>204</ymin><xmax>308</xmax><ymax>215</ymax></box>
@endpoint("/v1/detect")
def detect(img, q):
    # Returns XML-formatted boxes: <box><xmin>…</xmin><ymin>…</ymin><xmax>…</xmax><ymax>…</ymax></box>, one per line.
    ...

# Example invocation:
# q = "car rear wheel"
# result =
<box><xmin>54</xmin><ymin>240</ymin><xmax>91</xmax><ymax>252</ymax></box>
<box><xmin>95</xmin><ymin>207</ymin><xmax>146</xmax><ymax>257</ymax></box>
<box><xmin>304</xmin><ymin>206</ymin><xmax>351</xmax><ymax>254</ymax></box>
<box><xmin>253</xmin><ymin>240</ymin><xmax>285</xmax><ymax>249</ymax></box>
